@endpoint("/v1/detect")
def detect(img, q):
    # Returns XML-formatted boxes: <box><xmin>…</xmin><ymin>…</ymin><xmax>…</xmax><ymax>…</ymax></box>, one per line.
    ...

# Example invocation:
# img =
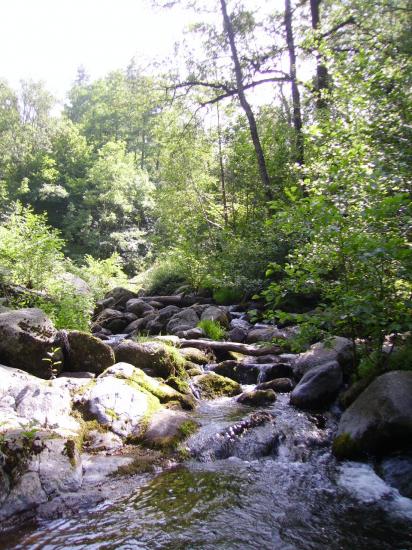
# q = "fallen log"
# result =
<box><xmin>178</xmin><ymin>338</ymin><xmax>281</xmax><ymax>356</ymax></box>
<box><xmin>139</xmin><ymin>295</ymin><xmax>211</xmax><ymax>306</ymax></box>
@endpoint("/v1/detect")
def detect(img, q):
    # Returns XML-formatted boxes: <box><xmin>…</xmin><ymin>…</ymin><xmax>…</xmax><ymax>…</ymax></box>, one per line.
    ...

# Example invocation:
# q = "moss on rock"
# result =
<box><xmin>192</xmin><ymin>372</ymin><xmax>241</xmax><ymax>399</ymax></box>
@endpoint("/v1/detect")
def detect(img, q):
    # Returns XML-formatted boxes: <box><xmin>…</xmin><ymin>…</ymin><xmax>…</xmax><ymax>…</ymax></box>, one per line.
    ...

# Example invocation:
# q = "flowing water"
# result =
<box><xmin>2</xmin><ymin>393</ymin><xmax>412</xmax><ymax>549</ymax></box>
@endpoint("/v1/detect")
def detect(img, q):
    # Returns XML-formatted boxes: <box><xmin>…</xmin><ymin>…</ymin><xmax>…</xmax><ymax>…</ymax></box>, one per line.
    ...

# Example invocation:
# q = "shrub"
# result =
<box><xmin>136</xmin><ymin>257</ymin><xmax>188</xmax><ymax>296</ymax></box>
<box><xmin>197</xmin><ymin>319</ymin><xmax>226</xmax><ymax>341</ymax></box>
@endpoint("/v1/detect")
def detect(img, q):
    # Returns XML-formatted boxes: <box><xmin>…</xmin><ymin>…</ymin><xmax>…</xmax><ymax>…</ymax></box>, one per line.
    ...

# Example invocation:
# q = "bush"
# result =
<box><xmin>135</xmin><ymin>257</ymin><xmax>189</xmax><ymax>296</ymax></box>
<box><xmin>0</xmin><ymin>203</ymin><xmax>64</xmax><ymax>290</ymax></box>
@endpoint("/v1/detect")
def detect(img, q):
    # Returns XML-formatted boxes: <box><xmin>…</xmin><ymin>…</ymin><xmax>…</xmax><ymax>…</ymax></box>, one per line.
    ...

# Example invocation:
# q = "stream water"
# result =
<box><xmin>3</xmin><ymin>393</ymin><xmax>412</xmax><ymax>549</ymax></box>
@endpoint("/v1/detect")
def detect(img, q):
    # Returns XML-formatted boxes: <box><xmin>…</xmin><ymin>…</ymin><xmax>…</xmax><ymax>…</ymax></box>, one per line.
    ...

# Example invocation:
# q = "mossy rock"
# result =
<box><xmin>191</xmin><ymin>372</ymin><xmax>241</xmax><ymax>399</ymax></box>
<box><xmin>102</xmin><ymin>363</ymin><xmax>195</xmax><ymax>410</ymax></box>
<box><xmin>0</xmin><ymin>308</ymin><xmax>60</xmax><ymax>378</ymax></box>
<box><xmin>237</xmin><ymin>389</ymin><xmax>277</xmax><ymax>407</ymax></box>
<box><xmin>141</xmin><ymin>410</ymin><xmax>199</xmax><ymax>450</ymax></box>
<box><xmin>114</xmin><ymin>340</ymin><xmax>187</xmax><ymax>380</ymax></box>
<box><xmin>66</xmin><ymin>330</ymin><xmax>115</xmax><ymax>375</ymax></box>
<box><xmin>179</xmin><ymin>347</ymin><xmax>210</xmax><ymax>365</ymax></box>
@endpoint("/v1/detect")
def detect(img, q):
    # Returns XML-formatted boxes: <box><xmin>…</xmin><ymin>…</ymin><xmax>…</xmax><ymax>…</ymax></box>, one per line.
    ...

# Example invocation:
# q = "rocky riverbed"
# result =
<box><xmin>0</xmin><ymin>287</ymin><xmax>411</xmax><ymax>547</ymax></box>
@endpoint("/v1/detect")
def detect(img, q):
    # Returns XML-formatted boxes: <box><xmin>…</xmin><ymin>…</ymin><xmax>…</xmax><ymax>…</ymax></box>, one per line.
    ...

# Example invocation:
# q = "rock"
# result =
<box><xmin>256</xmin><ymin>378</ymin><xmax>295</xmax><ymax>393</ymax></box>
<box><xmin>51</xmin><ymin>374</ymin><xmax>94</xmax><ymax>393</ymax></box>
<box><xmin>379</xmin><ymin>455</ymin><xmax>412</xmax><ymax>499</ymax></box>
<box><xmin>37</xmin><ymin>438</ymin><xmax>82</xmax><ymax>496</ymax></box>
<box><xmin>339</xmin><ymin>377</ymin><xmax>373</xmax><ymax>409</ymax></box>
<box><xmin>175</xmin><ymin>327</ymin><xmax>205</xmax><ymax>339</ymax></box>
<box><xmin>237</xmin><ymin>389</ymin><xmax>277</xmax><ymax>407</ymax></box>
<box><xmin>156</xmin><ymin>305</ymin><xmax>181</xmax><ymax>325</ymax></box>
<box><xmin>84</xmin><ymin>430</ymin><xmax>123</xmax><ymax>452</ymax></box>
<box><xmin>258</xmin><ymin>363</ymin><xmax>295</xmax><ymax>382</ymax></box>
<box><xmin>209</xmin><ymin>360</ymin><xmax>260</xmax><ymax>384</ymax></box>
<box><xmin>104</xmin><ymin>287</ymin><xmax>138</xmax><ymax>308</ymax></box>
<box><xmin>93</xmin><ymin>308</ymin><xmax>129</xmax><ymax>333</ymax></box>
<box><xmin>293</xmin><ymin>337</ymin><xmax>353</xmax><ymax>380</ymax></box>
<box><xmin>81</xmin><ymin>454</ymin><xmax>134</xmax><ymax>484</ymax></box>
<box><xmin>94</xmin><ymin>296</ymin><xmax>116</xmax><ymax>315</ymax></box>
<box><xmin>76</xmin><ymin>372</ymin><xmax>162</xmax><ymax>438</ymax></box>
<box><xmin>125</xmin><ymin>299</ymin><xmax>154</xmax><ymax>317</ymax></box>
<box><xmin>190</xmin><ymin>411</ymin><xmax>278</xmax><ymax>461</ymax></box>
<box><xmin>0</xmin><ymin>472</ymin><xmax>47</xmax><ymax>520</ymax></box>
<box><xmin>290</xmin><ymin>361</ymin><xmax>342</xmax><ymax>411</ymax></box>
<box><xmin>246</xmin><ymin>326</ymin><xmax>286</xmax><ymax>344</ymax></box>
<box><xmin>60</xmin><ymin>273</ymin><xmax>91</xmax><ymax>295</ymax></box>
<box><xmin>123</xmin><ymin>318</ymin><xmax>148</xmax><ymax>334</ymax></box>
<box><xmin>179</xmin><ymin>347</ymin><xmax>210</xmax><ymax>365</ymax></box>
<box><xmin>333</xmin><ymin>371</ymin><xmax>412</xmax><ymax>459</ymax></box>
<box><xmin>141</xmin><ymin>409</ymin><xmax>197</xmax><ymax>449</ymax></box>
<box><xmin>0</xmin><ymin>436</ymin><xmax>82</xmax><ymax>521</ymax></box>
<box><xmin>100</xmin><ymin>363</ymin><xmax>194</xmax><ymax>410</ymax></box>
<box><xmin>200</xmin><ymin>306</ymin><xmax>230</xmax><ymax>328</ymax></box>
<box><xmin>65</xmin><ymin>331</ymin><xmax>115</xmax><ymax>375</ymax></box>
<box><xmin>191</xmin><ymin>372</ymin><xmax>241</xmax><ymax>399</ymax></box>
<box><xmin>114</xmin><ymin>341</ymin><xmax>185</xmax><ymax>379</ymax></box>
<box><xmin>0</xmin><ymin>308</ymin><xmax>60</xmax><ymax>378</ymax></box>
<box><xmin>0</xmin><ymin>365</ymin><xmax>80</xmax><ymax>435</ymax></box>
<box><xmin>166</xmin><ymin>309</ymin><xmax>200</xmax><ymax>335</ymax></box>
<box><xmin>228</xmin><ymin>319</ymin><xmax>250</xmax><ymax>343</ymax></box>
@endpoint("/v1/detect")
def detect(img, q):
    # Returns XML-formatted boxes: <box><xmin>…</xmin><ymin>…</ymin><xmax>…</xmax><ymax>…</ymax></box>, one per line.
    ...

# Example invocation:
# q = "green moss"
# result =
<box><xmin>166</xmin><ymin>375</ymin><xmax>191</xmax><ymax>395</ymax></box>
<box><xmin>177</xmin><ymin>420</ymin><xmax>198</xmax><ymax>439</ymax></box>
<box><xmin>105</xmin><ymin>408</ymin><xmax>119</xmax><ymax>420</ymax></box>
<box><xmin>71</xmin><ymin>410</ymin><xmax>108</xmax><ymax>451</ymax></box>
<box><xmin>187</xmin><ymin>366</ymin><xmax>204</xmax><ymax>377</ymax></box>
<box><xmin>194</xmin><ymin>373</ymin><xmax>241</xmax><ymax>399</ymax></box>
<box><xmin>73</xmin><ymin>378</ymin><xmax>96</xmax><ymax>397</ymax></box>
<box><xmin>332</xmin><ymin>433</ymin><xmax>358</xmax><ymax>459</ymax></box>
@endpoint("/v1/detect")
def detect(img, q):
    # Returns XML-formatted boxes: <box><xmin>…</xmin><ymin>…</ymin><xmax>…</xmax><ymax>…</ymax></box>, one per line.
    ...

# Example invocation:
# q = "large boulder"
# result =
<box><xmin>191</xmin><ymin>372</ymin><xmax>241</xmax><ymax>399</ymax></box>
<box><xmin>0</xmin><ymin>365</ymin><xmax>80</xmax><ymax>436</ymax></box>
<box><xmin>125</xmin><ymin>299</ymin><xmax>154</xmax><ymax>317</ymax></box>
<box><xmin>76</xmin><ymin>371</ymin><xmax>162</xmax><ymax>439</ymax></box>
<box><xmin>290</xmin><ymin>361</ymin><xmax>343</xmax><ymax>411</ymax></box>
<box><xmin>0</xmin><ymin>308</ymin><xmax>61</xmax><ymax>378</ymax></box>
<box><xmin>166</xmin><ymin>309</ymin><xmax>199</xmax><ymax>335</ymax></box>
<box><xmin>93</xmin><ymin>308</ymin><xmax>129</xmax><ymax>334</ymax></box>
<box><xmin>0</xmin><ymin>435</ymin><xmax>82</xmax><ymax>521</ymax></box>
<box><xmin>209</xmin><ymin>360</ymin><xmax>260</xmax><ymax>384</ymax></box>
<box><xmin>65</xmin><ymin>331</ymin><xmax>115</xmax><ymax>375</ymax></box>
<box><xmin>100</xmin><ymin>363</ymin><xmax>194</xmax><ymax>410</ymax></box>
<box><xmin>141</xmin><ymin>409</ymin><xmax>198</xmax><ymax>450</ymax></box>
<box><xmin>333</xmin><ymin>371</ymin><xmax>412</xmax><ymax>459</ymax></box>
<box><xmin>293</xmin><ymin>337</ymin><xmax>353</xmax><ymax>380</ymax></box>
<box><xmin>200</xmin><ymin>306</ymin><xmax>230</xmax><ymax>328</ymax></box>
<box><xmin>114</xmin><ymin>341</ymin><xmax>186</xmax><ymax>379</ymax></box>
<box><xmin>228</xmin><ymin>319</ymin><xmax>250</xmax><ymax>343</ymax></box>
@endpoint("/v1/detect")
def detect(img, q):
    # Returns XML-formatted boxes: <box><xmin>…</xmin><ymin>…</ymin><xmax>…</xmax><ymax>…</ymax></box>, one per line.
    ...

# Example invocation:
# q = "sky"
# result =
<box><xmin>0</xmin><ymin>0</ymin><xmax>193</xmax><ymax>104</ymax></box>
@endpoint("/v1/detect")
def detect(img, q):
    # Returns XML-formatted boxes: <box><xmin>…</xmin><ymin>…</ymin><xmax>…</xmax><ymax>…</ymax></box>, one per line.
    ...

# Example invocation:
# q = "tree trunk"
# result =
<box><xmin>219</xmin><ymin>0</ymin><xmax>273</xmax><ymax>201</ymax></box>
<box><xmin>216</xmin><ymin>101</ymin><xmax>229</xmax><ymax>226</ymax></box>
<box><xmin>284</xmin><ymin>0</ymin><xmax>304</xmax><ymax>165</ymax></box>
<box><xmin>310</xmin><ymin>0</ymin><xmax>329</xmax><ymax>109</ymax></box>
<box><xmin>179</xmin><ymin>338</ymin><xmax>282</xmax><ymax>356</ymax></box>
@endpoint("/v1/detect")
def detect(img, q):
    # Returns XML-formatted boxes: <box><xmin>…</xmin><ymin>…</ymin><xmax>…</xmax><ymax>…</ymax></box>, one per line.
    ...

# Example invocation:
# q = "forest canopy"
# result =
<box><xmin>0</xmin><ymin>0</ymin><xmax>411</xmax><ymax>372</ymax></box>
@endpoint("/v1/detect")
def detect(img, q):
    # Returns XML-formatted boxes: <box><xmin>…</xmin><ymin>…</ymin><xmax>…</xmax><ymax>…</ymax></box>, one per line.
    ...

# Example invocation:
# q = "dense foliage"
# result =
<box><xmin>0</xmin><ymin>0</ymin><xmax>410</xmax><ymax>372</ymax></box>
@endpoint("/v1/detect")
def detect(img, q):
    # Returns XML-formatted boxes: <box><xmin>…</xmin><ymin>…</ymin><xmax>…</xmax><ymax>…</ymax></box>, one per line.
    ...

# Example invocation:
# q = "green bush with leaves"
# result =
<box><xmin>197</xmin><ymin>319</ymin><xmax>226</xmax><ymax>341</ymax></box>
<box><xmin>0</xmin><ymin>204</ymin><xmax>129</xmax><ymax>331</ymax></box>
<box><xmin>0</xmin><ymin>203</ymin><xmax>64</xmax><ymax>290</ymax></box>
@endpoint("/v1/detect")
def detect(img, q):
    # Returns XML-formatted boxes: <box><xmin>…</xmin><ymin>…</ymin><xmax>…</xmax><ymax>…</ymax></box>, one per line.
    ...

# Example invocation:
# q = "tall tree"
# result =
<box><xmin>284</xmin><ymin>0</ymin><xmax>304</xmax><ymax>164</ymax></box>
